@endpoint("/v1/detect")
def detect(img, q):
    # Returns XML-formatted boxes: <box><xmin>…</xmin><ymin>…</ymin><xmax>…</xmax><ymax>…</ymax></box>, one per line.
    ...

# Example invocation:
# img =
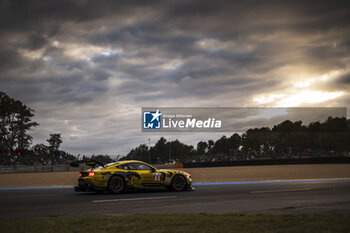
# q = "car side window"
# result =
<box><xmin>127</xmin><ymin>164</ymin><xmax>138</xmax><ymax>170</ymax></box>
<box><xmin>117</xmin><ymin>164</ymin><xmax>134</xmax><ymax>170</ymax></box>
<box><xmin>117</xmin><ymin>165</ymin><xmax>127</xmax><ymax>170</ymax></box>
<box><xmin>133</xmin><ymin>163</ymin><xmax>153</xmax><ymax>170</ymax></box>
<box><xmin>117</xmin><ymin>163</ymin><xmax>153</xmax><ymax>170</ymax></box>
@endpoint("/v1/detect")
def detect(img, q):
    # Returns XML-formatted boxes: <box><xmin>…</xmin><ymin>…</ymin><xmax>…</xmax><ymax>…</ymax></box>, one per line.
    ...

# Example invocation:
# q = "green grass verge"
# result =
<box><xmin>1</xmin><ymin>214</ymin><xmax>350</xmax><ymax>233</ymax></box>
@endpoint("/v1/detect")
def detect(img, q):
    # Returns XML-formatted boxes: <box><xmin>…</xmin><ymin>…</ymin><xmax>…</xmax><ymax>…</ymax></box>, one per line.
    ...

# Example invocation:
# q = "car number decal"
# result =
<box><xmin>153</xmin><ymin>173</ymin><xmax>162</xmax><ymax>182</ymax></box>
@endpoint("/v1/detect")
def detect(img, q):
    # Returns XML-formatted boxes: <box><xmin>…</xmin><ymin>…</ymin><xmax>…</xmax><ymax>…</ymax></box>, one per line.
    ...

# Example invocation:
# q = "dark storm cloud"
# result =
<box><xmin>335</xmin><ymin>71</ymin><xmax>350</xmax><ymax>85</ymax></box>
<box><xmin>318</xmin><ymin>70</ymin><xmax>350</xmax><ymax>93</ymax></box>
<box><xmin>0</xmin><ymin>0</ymin><xmax>150</xmax><ymax>30</ymax></box>
<box><xmin>1</xmin><ymin>0</ymin><xmax>350</xmax><ymax>155</ymax></box>
<box><xmin>27</xmin><ymin>33</ymin><xmax>49</xmax><ymax>50</ymax></box>
<box><xmin>0</xmin><ymin>47</ymin><xmax>23</xmax><ymax>70</ymax></box>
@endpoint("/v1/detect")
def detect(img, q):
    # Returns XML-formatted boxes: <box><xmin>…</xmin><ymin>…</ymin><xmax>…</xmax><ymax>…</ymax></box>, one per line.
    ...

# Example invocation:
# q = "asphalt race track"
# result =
<box><xmin>0</xmin><ymin>179</ymin><xmax>350</xmax><ymax>218</ymax></box>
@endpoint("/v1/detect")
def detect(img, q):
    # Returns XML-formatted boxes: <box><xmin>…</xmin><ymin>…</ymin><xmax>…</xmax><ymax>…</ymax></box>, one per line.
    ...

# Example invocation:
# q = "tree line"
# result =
<box><xmin>123</xmin><ymin>117</ymin><xmax>350</xmax><ymax>163</ymax></box>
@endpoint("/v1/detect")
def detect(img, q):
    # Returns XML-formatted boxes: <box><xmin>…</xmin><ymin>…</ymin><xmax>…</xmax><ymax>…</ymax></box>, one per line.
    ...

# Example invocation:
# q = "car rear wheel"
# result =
<box><xmin>171</xmin><ymin>175</ymin><xmax>187</xmax><ymax>191</ymax></box>
<box><xmin>108</xmin><ymin>176</ymin><xmax>125</xmax><ymax>194</ymax></box>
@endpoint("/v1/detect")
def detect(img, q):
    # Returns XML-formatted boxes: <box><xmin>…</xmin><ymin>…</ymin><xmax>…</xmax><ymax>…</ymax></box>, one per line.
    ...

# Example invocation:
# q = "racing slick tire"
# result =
<box><xmin>108</xmin><ymin>175</ymin><xmax>126</xmax><ymax>194</ymax></box>
<box><xmin>170</xmin><ymin>175</ymin><xmax>187</xmax><ymax>191</ymax></box>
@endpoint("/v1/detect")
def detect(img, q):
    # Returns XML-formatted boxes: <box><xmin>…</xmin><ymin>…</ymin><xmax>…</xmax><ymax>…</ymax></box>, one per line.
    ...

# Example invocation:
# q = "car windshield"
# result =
<box><xmin>105</xmin><ymin>162</ymin><xmax>119</xmax><ymax>167</ymax></box>
<box><xmin>133</xmin><ymin>163</ymin><xmax>153</xmax><ymax>170</ymax></box>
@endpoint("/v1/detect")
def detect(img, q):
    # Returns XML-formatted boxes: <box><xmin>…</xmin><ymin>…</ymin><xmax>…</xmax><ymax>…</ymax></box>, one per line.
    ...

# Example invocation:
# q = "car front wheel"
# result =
<box><xmin>171</xmin><ymin>175</ymin><xmax>187</xmax><ymax>191</ymax></box>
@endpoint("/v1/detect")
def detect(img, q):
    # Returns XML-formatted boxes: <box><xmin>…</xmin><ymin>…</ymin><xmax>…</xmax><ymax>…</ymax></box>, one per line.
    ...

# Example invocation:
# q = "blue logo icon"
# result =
<box><xmin>143</xmin><ymin>109</ymin><xmax>161</xmax><ymax>129</ymax></box>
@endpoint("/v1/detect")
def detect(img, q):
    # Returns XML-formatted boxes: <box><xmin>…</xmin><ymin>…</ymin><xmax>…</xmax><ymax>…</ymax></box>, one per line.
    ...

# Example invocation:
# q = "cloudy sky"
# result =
<box><xmin>1</xmin><ymin>0</ymin><xmax>350</xmax><ymax>156</ymax></box>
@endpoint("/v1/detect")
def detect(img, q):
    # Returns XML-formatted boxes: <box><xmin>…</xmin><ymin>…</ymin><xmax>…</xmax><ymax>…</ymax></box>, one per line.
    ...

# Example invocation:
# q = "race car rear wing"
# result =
<box><xmin>70</xmin><ymin>159</ymin><xmax>105</xmax><ymax>168</ymax></box>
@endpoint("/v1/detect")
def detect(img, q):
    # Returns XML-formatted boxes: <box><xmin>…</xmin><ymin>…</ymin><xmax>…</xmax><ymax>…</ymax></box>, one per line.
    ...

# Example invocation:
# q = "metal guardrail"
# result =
<box><xmin>0</xmin><ymin>164</ymin><xmax>89</xmax><ymax>174</ymax></box>
<box><xmin>4</xmin><ymin>158</ymin><xmax>346</xmax><ymax>173</ymax></box>
<box><xmin>182</xmin><ymin>157</ymin><xmax>350</xmax><ymax>168</ymax></box>
<box><xmin>0</xmin><ymin>163</ymin><xmax>177</xmax><ymax>174</ymax></box>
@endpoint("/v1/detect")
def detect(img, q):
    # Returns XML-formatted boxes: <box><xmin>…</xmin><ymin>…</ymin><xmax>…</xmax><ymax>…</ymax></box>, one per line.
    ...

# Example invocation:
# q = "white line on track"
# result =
<box><xmin>250</xmin><ymin>188</ymin><xmax>312</xmax><ymax>194</ymax></box>
<box><xmin>93</xmin><ymin>195</ymin><xmax>176</xmax><ymax>203</ymax></box>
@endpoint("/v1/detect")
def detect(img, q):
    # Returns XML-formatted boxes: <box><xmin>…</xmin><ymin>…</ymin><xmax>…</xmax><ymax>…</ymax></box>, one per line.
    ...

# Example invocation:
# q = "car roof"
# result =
<box><xmin>117</xmin><ymin>160</ymin><xmax>147</xmax><ymax>165</ymax></box>
<box><xmin>106</xmin><ymin>160</ymin><xmax>152</xmax><ymax>167</ymax></box>
<box><xmin>102</xmin><ymin>160</ymin><xmax>155</xmax><ymax>169</ymax></box>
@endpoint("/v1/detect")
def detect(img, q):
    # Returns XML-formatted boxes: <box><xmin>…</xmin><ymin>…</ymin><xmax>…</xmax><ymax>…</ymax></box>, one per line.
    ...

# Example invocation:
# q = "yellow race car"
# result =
<box><xmin>73</xmin><ymin>160</ymin><xmax>194</xmax><ymax>193</ymax></box>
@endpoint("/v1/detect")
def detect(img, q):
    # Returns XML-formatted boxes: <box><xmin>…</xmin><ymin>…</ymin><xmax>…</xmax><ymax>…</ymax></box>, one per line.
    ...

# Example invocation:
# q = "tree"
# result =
<box><xmin>196</xmin><ymin>141</ymin><xmax>208</xmax><ymax>155</ymax></box>
<box><xmin>167</xmin><ymin>139</ymin><xmax>195</xmax><ymax>162</ymax></box>
<box><xmin>150</xmin><ymin>137</ymin><xmax>168</xmax><ymax>162</ymax></box>
<box><xmin>271</xmin><ymin>120</ymin><xmax>307</xmax><ymax>152</ymax></box>
<box><xmin>0</xmin><ymin>91</ymin><xmax>39</xmax><ymax>150</ymax></box>
<box><xmin>242</xmin><ymin>127</ymin><xmax>271</xmax><ymax>155</ymax></box>
<box><xmin>227</xmin><ymin>133</ymin><xmax>241</xmax><ymax>152</ymax></box>
<box><xmin>124</xmin><ymin>144</ymin><xmax>149</xmax><ymax>162</ymax></box>
<box><xmin>313</xmin><ymin>117</ymin><xmax>348</xmax><ymax>152</ymax></box>
<box><xmin>212</xmin><ymin>136</ymin><xmax>229</xmax><ymax>155</ymax></box>
<box><xmin>207</xmin><ymin>139</ymin><xmax>214</xmax><ymax>154</ymax></box>
<box><xmin>47</xmin><ymin>133</ymin><xmax>62</xmax><ymax>151</ymax></box>
<box><xmin>32</xmin><ymin>143</ymin><xmax>49</xmax><ymax>154</ymax></box>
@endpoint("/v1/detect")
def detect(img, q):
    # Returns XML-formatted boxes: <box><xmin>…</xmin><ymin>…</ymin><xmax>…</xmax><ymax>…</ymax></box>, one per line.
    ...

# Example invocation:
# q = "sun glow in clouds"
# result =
<box><xmin>277</xmin><ymin>90</ymin><xmax>344</xmax><ymax>107</ymax></box>
<box><xmin>293</xmin><ymin>71</ymin><xmax>341</xmax><ymax>88</ymax></box>
<box><xmin>294</xmin><ymin>79</ymin><xmax>315</xmax><ymax>88</ymax></box>
<box><xmin>254</xmin><ymin>94</ymin><xmax>286</xmax><ymax>105</ymax></box>
<box><xmin>255</xmin><ymin>90</ymin><xmax>344</xmax><ymax>107</ymax></box>
<box><xmin>255</xmin><ymin>70</ymin><xmax>346</xmax><ymax>107</ymax></box>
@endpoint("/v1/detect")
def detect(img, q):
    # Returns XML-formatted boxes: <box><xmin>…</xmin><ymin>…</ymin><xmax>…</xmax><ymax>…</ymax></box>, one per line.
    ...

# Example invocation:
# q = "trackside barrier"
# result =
<box><xmin>173</xmin><ymin>163</ymin><xmax>184</xmax><ymax>169</ymax></box>
<box><xmin>0</xmin><ymin>164</ymin><xmax>88</xmax><ymax>174</ymax></box>
<box><xmin>182</xmin><ymin>157</ymin><xmax>350</xmax><ymax>168</ymax></box>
